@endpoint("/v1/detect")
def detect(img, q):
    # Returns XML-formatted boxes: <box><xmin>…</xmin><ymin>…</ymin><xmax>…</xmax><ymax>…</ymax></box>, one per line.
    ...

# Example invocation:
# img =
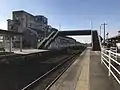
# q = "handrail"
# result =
<box><xmin>102</xmin><ymin>48</ymin><xmax>120</xmax><ymax>57</ymax></box>
<box><xmin>101</xmin><ymin>48</ymin><xmax>120</xmax><ymax>84</ymax></box>
<box><xmin>52</xmin><ymin>31</ymin><xmax>59</xmax><ymax>39</ymax></box>
<box><xmin>46</xmin><ymin>31</ymin><xmax>55</xmax><ymax>40</ymax></box>
<box><xmin>37</xmin><ymin>31</ymin><xmax>55</xmax><ymax>48</ymax></box>
<box><xmin>44</xmin><ymin>31</ymin><xmax>59</xmax><ymax>48</ymax></box>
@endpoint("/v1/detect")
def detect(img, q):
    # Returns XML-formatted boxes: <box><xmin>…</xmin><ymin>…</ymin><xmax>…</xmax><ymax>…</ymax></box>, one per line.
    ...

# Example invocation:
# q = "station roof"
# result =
<box><xmin>0</xmin><ymin>29</ymin><xmax>23</xmax><ymax>36</ymax></box>
<box><xmin>107</xmin><ymin>34</ymin><xmax>120</xmax><ymax>40</ymax></box>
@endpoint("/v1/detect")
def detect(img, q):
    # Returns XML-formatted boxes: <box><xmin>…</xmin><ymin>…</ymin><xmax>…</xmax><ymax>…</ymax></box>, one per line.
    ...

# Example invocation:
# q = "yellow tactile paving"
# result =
<box><xmin>49</xmin><ymin>49</ymin><xmax>90</xmax><ymax>90</ymax></box>
<box><xmin>75</xmin><ymin>50</ymin><xmax>90</xmax><ymax>90</ymax></box>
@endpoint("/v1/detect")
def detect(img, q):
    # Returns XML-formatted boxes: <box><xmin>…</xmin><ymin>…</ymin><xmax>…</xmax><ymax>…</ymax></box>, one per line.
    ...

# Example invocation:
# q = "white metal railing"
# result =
<box><xmin>101</xmin><ymin>48</ymin><xmax>120</xmax><ymax>84</ymax></box>
<box><xmin>46</xmin><ymin>31</ymin><xmax>55</xmax><ymax>40</ymax></box>
<box><xmin>52</xmin><ymin>31</ymin><xmax>59</xmax><ymax>39</ymax></box>
<box><xmin>44</xmin><ymin>31</ymin><xmax>59</xmax><ymax>48</ymax></box>
<box><xmin>110</xmin><ymin>47</ymin><xmax>117</xmax><ymax>53</ymax></box>
<box><xmin>37</xmin><ymin>31</ymin><xmax>55</xmax><ymax>48</ymax></box>
<box><xmin>110</xmin><ymin>47</ymin><xmax>117</xmax><ymax>60</ymax></box>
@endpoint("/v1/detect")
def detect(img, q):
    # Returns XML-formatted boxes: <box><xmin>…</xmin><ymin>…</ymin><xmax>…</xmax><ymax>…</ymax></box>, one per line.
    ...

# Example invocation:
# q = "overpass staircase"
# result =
<box><xmin>92</xmin><ymin>30</ymin><xmax>101</xmax><ymax>51</ymax></box>
<box><xmin>44</xmin><ymin>31</ymin><xmax>59</xmax><ymax>48</ymax></box>
<box><xmin>37</xmin><ymin>29</ymin><xmax>101</xmax><ymax>50</ymax></box>
<box><xmin>37</xmin><ymin>31</ymin><xmax>59</xmax><ymax>49</ymax></box>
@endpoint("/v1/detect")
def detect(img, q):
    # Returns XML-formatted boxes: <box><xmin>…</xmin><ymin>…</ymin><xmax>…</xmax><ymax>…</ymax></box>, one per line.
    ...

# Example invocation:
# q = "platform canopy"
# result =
<box><xmin>0</xmin><ymin>29</ymin><xmax>23</xmax><ymax>36</ymax></box>
<box><xmin>107</xmin><ymin>34</ymin><xmax>120</xmax><ymax>40</ymax></box>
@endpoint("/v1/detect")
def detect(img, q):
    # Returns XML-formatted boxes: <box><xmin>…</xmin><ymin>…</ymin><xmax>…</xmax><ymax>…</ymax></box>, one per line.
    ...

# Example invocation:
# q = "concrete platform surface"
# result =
<box><xmin>10</xmin><ymin>49</ymin><xmax>48</xmax><ymax>54</ymax></box>
<box><xmin>49</xmin><ymin>48</ymin><xmax>120</xmax><ymax>90</ymax></box>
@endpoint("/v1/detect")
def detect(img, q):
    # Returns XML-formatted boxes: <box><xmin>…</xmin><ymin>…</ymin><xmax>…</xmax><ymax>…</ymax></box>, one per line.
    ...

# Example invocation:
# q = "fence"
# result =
<box><xmin>101</xmin><ymin>47</ymin><xmax>120</xmax><ymax>84</ymax></box>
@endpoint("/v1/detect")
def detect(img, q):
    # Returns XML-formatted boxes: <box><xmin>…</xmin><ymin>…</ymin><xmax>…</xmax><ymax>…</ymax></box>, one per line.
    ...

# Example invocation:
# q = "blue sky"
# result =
<box><xmin>0</xmin><ymin>0</ymin><xmax>120</xmax><ymax>43</ymax></box>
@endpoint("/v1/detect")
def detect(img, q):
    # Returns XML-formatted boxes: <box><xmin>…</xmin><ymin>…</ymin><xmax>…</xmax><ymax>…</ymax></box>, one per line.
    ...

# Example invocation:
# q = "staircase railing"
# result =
<box><xmin>37</xmin><ymin>31</ymin><xmax>55</xmax><ymax>49</ymax></box>
<box><xmin>44</xmin><ymin>31</ymin><xmax>59</xmax><ymax>48</ymax></box>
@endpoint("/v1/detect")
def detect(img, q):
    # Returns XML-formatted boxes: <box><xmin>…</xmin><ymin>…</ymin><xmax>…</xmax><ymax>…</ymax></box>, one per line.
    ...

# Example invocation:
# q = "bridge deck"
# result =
<box><xmin>50</xmin><ymin>48</ymin><xmax>120</xmax><ymax>90</ymax></box>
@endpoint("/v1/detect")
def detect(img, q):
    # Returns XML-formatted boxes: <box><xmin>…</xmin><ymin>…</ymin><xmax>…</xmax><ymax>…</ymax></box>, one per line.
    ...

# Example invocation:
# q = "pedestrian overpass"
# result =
<box><xmin>58</xmin><ymin>30</ymin><xmax>101</xmax><ymax>51</ymax></box>
<box><xmin>38</xmin><ymin>29</ymin><xmax>101</xmax><ymax>51</ymax></box>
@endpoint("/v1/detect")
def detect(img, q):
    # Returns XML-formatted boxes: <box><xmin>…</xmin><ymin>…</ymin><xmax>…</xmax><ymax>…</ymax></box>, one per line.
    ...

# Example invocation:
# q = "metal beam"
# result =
<box><xmin>58</xmin><ymin>30</ymin><xmax>91</xmax><ymax>36</ymax></box>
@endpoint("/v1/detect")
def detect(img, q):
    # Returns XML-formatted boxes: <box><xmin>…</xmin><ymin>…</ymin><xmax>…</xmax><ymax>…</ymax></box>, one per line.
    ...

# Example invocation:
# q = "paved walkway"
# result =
<box><xmin>50</xmin><ymin>48</ymin><xmax>120</xmax><ymax>90</ymax></box>
<box><xmin>90</xmin><ymin>51</ymin><xmax>118</xmax><ymax>90</ymax></box>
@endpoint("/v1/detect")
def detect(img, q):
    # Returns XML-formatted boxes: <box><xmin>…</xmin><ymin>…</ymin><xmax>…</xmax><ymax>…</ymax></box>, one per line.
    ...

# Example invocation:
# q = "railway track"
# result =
<box><xmin>21</xmin><ymin>51</ymin><xmax>81</xmax><ymax>90</ymax></box>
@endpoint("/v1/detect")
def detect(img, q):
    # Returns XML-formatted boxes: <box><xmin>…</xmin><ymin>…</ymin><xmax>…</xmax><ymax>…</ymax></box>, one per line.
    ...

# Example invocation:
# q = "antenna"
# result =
<box><xmin>59</xmin><ymin>24</ymin><xmax>61</xmax><ymax>31</ymax></box>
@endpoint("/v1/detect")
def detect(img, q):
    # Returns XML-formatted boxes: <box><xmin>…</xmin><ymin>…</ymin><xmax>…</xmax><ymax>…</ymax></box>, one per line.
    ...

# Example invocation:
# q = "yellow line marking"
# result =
<box><xmin>75</xmin><ymin>50</ymin><xmax>90</xmax><ymax>90</ymax></box>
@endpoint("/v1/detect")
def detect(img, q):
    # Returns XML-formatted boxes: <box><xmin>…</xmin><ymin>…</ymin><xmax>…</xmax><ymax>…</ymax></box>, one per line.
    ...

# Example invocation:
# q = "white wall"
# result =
<box><xmin>68</xmin><ymin>35</ymin><xmax>91</xmax><ymax>43</ymax></box>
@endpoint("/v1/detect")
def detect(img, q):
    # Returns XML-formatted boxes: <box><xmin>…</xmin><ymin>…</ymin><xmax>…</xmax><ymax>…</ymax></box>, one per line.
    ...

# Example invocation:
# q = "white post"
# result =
<box><xmin>115</xmin><ymin>47</ymin><xmax>117</xmax><ymax>61</ymax></box>
<box><xmin>9</xmin><ymin>36</ymin><xmax>12</xmax><ymax>52</ymax></box>
<box><xmin>108</xmin><ymin>50</ymin><xmax>111</xmax><ymax>76</ymax></box>
<box><xmin>20</xmin><ymin>36</ymin><xmax>22</xmax><ymax>52</ymax></box>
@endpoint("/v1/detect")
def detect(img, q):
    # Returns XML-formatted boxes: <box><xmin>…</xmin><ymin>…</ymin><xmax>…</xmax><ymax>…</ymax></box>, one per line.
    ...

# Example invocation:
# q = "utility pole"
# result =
<box><xmin>101</xmin><ymin>23</ymin><xmax>107</xmax><ymax>45</ymax></box>
<box><xmin>59</xmin><ymin>24</ymin><xmax>61</xmax><ymax>31</ymax></box>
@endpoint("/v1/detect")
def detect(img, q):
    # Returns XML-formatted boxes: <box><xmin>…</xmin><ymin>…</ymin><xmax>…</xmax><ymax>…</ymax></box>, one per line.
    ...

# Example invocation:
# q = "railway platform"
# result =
<box><xmin>49</xmin><ymin>48</ymin><xmax>120</xmax><ymax>90</ymax></box>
